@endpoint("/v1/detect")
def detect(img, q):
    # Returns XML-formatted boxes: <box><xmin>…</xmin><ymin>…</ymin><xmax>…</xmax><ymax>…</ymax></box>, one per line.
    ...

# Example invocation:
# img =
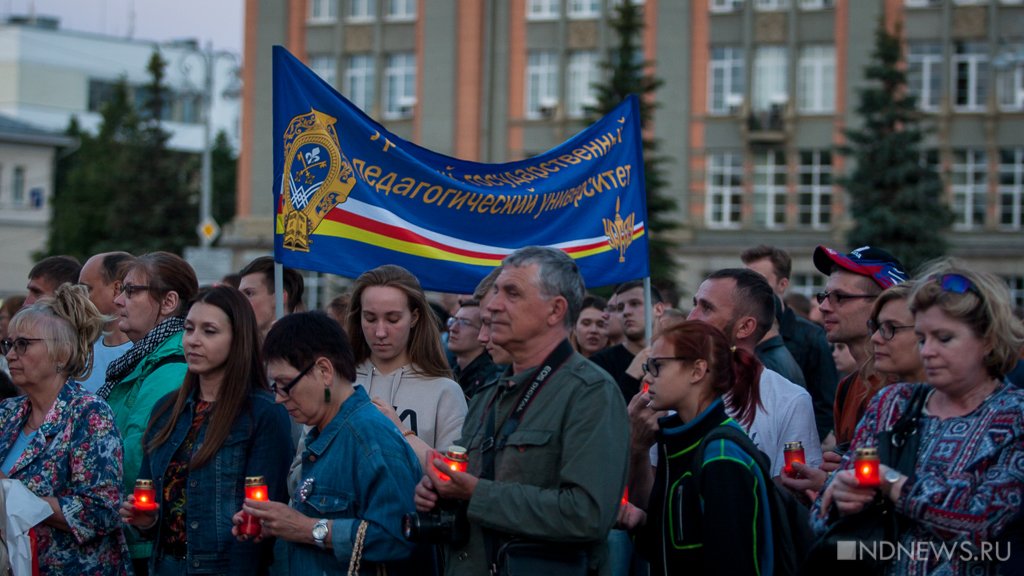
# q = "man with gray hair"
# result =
<box><xmin>414</xmin><ymin>246</ymin><xmax>629</xmax><ymax>576</ymax></box>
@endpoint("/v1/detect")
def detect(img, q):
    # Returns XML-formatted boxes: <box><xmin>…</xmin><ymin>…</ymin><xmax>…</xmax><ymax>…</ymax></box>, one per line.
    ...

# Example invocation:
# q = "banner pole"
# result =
<box><xmin>274</xmin><ymin>262</ymin><xmax>285</xmax><ymax>321</ymax></box>
<box><xmin>643</xmin><ymin>276</ymin><xmax>653</xmax><ymax>345</ymax></box>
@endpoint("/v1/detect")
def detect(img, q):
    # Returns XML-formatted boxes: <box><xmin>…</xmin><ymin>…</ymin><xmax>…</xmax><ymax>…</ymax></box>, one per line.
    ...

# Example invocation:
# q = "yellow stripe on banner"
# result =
<box><xmin>276</xmin><ymin>214</ymin><xmax>646</xmax><ymax>263</ymax></box>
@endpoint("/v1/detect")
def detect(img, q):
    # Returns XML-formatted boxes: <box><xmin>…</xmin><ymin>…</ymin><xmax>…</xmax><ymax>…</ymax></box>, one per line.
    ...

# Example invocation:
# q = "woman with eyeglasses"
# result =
<box><xmin>345</xmin><ymin>265</ymin><xmax>467</xmax><ymax>467</ymax></box>
<box><xmin>98</xmin><ymin>252</ymin><xmax>198</xmax><ymax>575</ymax></box>
<box><xmin>232</xmin><ymin>312</ymin><xmax>420</xmax><ymax>574</ymax></box>
<box><xmin>571</xmin><ymin>294</ymin><xmax>609</xmax><ymax>358</ymax></box>
<box><xmin>810</xmin><ymin>260</ymin><xmax>1024</xmax><ymax>574</ymax></box>
<box><xmin>119</xmin><ymin>287</ymin><xmax>292</xmax><ymax>575</ymax></box>
<box><xmin>620</xmin><ymin>320</ymin><xmax>769</xmax><ymax>575</ymax></box>
<box><xmin>0</xmin><ymin>284</ymin><xmax>132</xmax><ymax>574</ymax></box>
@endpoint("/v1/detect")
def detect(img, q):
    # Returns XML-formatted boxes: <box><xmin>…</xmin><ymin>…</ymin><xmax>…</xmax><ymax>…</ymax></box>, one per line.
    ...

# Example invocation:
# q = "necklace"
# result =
<box><xmin>23</xmin><ymin>417</ymin><xmax>42</xmax><ymax>432</ymax></box>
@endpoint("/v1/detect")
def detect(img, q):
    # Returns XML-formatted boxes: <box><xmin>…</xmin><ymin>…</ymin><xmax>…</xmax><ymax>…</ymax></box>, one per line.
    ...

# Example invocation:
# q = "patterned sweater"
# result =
<box><xmin>811</xmin><ymin>381</ymin><xmax>1024</xmax><ymax>575</ymax></box>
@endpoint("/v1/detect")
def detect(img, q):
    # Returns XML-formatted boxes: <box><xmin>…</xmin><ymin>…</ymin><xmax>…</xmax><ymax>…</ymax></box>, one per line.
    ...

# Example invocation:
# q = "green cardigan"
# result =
<box><xmin>104</xmin><ymin>331</ymin><xmax>187</xmax><ymax>560</ymax></box>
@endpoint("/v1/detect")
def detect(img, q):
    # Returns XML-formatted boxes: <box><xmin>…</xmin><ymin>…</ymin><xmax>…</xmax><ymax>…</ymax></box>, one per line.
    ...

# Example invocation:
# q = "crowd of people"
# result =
<box><xmin>0</xmin><ymin>242</ymin><xmax>1023</xmax><ymax>576</ymax></box>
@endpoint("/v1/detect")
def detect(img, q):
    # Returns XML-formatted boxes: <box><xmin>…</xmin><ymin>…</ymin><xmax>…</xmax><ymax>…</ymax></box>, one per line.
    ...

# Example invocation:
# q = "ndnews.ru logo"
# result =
<box><xmin>837</xmin><ymin>540</ymin><xmax>1011</xmax><ymax>563</ymax></box>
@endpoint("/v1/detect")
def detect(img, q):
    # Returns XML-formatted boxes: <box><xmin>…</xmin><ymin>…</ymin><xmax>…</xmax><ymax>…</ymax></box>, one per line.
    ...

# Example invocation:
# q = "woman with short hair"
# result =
<box><xmin>571</xmin><ymin>294</ymin><xmax>609</xmax><ymax>358</ymax></box>
<box><xmin>813</xmin><ymin>260</ymin><xmax>1024</xmax><ymax>574</ymax></box>
<box><xmin>0</xmin><ymin>284</ymin><xmax>131</xmax><ymax>574</ymax></box>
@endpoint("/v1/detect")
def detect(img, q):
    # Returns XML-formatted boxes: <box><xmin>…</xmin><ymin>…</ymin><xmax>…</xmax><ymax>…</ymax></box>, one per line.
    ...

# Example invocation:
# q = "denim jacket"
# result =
<box><xmin>138</xmin><ymin>388</ymin><xmax>293</xmax><ymax>574</ymax></box>
<box><xmin>287</xmin><ymin>386</ymin><xmax>420</xmax><ymax>574</ymax></box>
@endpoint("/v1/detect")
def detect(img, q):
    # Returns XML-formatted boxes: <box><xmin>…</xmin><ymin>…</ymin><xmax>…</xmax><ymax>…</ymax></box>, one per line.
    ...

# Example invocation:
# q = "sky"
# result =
<box><xmin>2</xmin><ymin>0</ymin><xmax>244</xmax><ymax>54</ymax></box>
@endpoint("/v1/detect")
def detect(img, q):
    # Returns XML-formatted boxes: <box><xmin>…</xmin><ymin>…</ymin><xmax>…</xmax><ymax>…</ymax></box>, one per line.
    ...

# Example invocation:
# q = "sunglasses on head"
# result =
<box><xmin>933</xmin><ymin>273</ymin><xmax>980</xmax><ymax>297</ymax></box>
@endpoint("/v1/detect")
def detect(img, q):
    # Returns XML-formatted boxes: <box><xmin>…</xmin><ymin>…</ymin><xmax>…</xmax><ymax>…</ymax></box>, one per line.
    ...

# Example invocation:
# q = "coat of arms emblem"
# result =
<box><xmin>280</xmin><ymin>109</ymin><xmax>356</xmax><ymax>251</ymax></box>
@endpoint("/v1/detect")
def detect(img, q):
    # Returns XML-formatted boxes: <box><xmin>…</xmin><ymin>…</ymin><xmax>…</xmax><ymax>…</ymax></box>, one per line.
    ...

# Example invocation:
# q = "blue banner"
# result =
<box><xmin>273</xmin><ymin>46</ymin><xmax>649</xmax><ymax>293</ymax></box>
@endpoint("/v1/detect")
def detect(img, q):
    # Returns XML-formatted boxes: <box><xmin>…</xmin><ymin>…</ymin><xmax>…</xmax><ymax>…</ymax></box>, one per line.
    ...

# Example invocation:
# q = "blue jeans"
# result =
<box><xmin>608</xmin><ymin>529</ymin><xmax>649</xmax><ymax>576</ymax></box>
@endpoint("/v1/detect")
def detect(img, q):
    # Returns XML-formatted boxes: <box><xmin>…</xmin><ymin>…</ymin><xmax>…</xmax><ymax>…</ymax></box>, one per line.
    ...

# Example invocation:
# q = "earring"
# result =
<box><xmin>324</xmin><ymin>387</ymin><xmax>331</xmax><ymax>404</ymax></box>
<box><xmin>55</xmin><ymin>363</ymin><xmax>64</xmax><ymax>373</ymax></box>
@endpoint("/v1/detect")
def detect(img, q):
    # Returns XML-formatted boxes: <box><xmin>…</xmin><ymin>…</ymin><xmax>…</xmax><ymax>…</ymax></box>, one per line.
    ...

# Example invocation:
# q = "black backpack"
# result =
<box><xmin>691</xmin><ymin>425</ymin><xmax>815</xmax><ymax>576</ymax></box>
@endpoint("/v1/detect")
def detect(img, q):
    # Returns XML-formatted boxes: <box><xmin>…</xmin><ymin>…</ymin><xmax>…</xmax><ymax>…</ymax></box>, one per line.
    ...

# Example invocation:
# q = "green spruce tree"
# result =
<box><xmin>587</xmin><ymin>0</ymin><xmax>677</xmax><ymax>288</ymax></box>
<box><xmin>839</xmin><ymin>23</ymin><xmax>953</xmax><ymax>275</ymax></box>
<box><xmin>211</xmin><ymin>130</ymin><xmax>237</xmax><ymax>227</ymax></box>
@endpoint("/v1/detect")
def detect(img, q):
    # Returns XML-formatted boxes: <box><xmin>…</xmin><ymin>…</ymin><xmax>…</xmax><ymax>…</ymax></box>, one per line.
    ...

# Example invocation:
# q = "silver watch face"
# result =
<box><xmin>884</xmin><ymin>469</ymin><xmax>902</xmax><ymax>484</ymax></box>
<box><xmin>313</xmin><ymin>521</ymin><xmax>328</xmax><ymax>540</ymax></box>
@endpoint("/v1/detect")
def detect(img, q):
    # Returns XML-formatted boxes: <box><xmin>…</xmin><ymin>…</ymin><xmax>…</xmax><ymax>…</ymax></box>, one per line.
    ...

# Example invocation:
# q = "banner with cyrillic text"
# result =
<box><xmin>272</xmin><ymin>46</ymin><xmax>649</xmax><ymax>293</ymax></box>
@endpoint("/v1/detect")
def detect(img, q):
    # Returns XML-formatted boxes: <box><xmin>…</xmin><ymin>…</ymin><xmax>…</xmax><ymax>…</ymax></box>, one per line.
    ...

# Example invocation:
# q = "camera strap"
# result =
<box><xmin>480</xmin><ymin>338</ymin><xmax>574</xmax><ymax>475</ymax></box>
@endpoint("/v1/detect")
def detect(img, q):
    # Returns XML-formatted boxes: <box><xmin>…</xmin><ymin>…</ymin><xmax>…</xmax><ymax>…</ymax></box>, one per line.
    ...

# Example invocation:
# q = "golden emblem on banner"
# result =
<box><xmin>281</xmin><ymin>109</ymin><xmax>356</xmax><ymax>252</ymax></box>
<box><xmin>602</xmin><ymin>197</ymin><xmax>635</xmax><ymax>263</ymax></box>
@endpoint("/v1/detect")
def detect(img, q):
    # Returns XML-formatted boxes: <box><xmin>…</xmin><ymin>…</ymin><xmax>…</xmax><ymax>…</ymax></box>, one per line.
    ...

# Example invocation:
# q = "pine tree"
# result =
<box><xmin>211</xmin><ymin>131</ymin><xmax>237</xmax><ymax>227</ymax></box>
<box><xmin>587</xmin><ymin>0</ymin><xmax>677</xmax><ymax>288</ymax></box>
<box><xmin>839</xmin><ymin>23</ymin><xmax>953</xmax><ymax>275</ymax></box>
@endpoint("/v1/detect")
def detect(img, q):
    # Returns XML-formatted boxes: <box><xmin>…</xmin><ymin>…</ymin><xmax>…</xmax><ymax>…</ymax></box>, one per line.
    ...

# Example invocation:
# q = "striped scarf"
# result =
<box><xmin>97</xmin><ymin>315</ymin><xmax>185</xmax><ymax>399</ymax></box>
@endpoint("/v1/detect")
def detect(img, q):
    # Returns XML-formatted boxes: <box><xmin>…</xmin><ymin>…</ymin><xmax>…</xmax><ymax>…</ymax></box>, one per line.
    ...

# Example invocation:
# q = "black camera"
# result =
<box><xmin>402</xmin><ymin>500</ymin><xmax>469</xmax><ymax>545</ymax></box>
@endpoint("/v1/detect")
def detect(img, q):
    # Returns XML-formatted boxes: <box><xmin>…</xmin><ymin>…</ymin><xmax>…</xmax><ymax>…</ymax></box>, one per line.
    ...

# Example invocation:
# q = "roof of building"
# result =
<box><xmin>0</xmin><ymin>114</ymin><xmax>76</xmax><ymax>147</ymax></box>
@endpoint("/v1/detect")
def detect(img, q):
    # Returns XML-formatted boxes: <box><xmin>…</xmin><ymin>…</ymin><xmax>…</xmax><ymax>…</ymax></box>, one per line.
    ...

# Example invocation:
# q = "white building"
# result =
<box><xmin>0</xmin><ymin>15</ymin><xmax>240</xmax><ymax>153</ymax></box>
<box><xmin>0</xmin><ymin>113</ymin><xmax>72</xmax><ymax>296</ymax></box>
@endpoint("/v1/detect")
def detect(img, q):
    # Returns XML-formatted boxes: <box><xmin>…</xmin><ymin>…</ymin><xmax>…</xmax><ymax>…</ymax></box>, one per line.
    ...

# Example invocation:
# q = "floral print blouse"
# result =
<box><xmin>0</xmin><ymin>380</ymin><xmax>132</xmax><ymax>575</ymax></box>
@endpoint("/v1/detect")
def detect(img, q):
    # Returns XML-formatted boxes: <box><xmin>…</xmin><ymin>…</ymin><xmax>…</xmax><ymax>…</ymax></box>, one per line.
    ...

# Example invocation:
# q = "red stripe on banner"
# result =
<box><xmin>324</xmin><ymin>209</ymin><xmax>507</xmax><ymax>260</ymax></box>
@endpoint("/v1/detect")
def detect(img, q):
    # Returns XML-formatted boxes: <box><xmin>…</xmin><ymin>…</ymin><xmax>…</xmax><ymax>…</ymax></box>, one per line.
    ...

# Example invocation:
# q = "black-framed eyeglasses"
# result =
<box><xmin>815</xmin><ymin>290</ymin><xmax>877</xmax><ymax>306</ymax></box>
<box><xmin>447</xmin><ymin>317</ymin><xmax>479</xmax><ymax>330</ymax></box>
<box><xmin>120</xmin><ymin>284</ymin><xmax>153</xmax><ymax>298</ymax></box>
<box><xmin>641</xmin><ymin>356</ymin><xmax>691</xmax><ymax>378</ymax></box>
<box><xmin>270</xmin><ymin>363</ymin><xmax>315</xmax><ymax>397</ymax></box>
<box><xmin>933</xmin><ymin>273</ymin><xmax>980</xmax><ymax>297</ymax></box>
<box><xmin>867</xmin><ymin>319</ymin><xmax>914</xmax><ymax>341</ymax></box>
<box><xmin>1</xmin><ymin>337</ymin><xmax>46</xmax><ymax>356</ymax></box>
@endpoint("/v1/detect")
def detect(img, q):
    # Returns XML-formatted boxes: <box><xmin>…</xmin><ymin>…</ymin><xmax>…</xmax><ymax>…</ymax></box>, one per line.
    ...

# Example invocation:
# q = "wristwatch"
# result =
<box><xmin>883</xmin><ymin>468</ymin><xmax>902</xmax><ymax>494</ymax></box>
<box><xmin>312</xmin><ymin>518</ymin><xmax>329</xmax><ymax>549</ymax></box>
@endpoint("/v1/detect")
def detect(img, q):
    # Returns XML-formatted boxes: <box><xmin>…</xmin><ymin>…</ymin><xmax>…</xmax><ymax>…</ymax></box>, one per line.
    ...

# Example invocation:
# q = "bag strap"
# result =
<box><xmin>889</xmin><ymin>384</ymin><xmax>929</xmax><ymax>450</ymax></box>
<box><xmin>348</xmin><ymin>520</ymin><xmax>369</xmax><ymax>576</ymax></box>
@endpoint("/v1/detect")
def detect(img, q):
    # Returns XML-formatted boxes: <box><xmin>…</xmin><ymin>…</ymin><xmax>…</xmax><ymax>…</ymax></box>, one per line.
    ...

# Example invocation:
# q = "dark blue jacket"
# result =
<box><xmin>139</xmin><ymin>388</ymin><xmax>294</xmax><ymax>574</ymax></box>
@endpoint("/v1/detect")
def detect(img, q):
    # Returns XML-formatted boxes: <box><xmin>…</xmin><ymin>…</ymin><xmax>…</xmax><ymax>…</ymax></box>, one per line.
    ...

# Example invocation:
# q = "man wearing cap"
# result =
<box><xmin>812</xmin><ymin>245</ymin><xmax>908</xmax><ymax>447</ymax></box>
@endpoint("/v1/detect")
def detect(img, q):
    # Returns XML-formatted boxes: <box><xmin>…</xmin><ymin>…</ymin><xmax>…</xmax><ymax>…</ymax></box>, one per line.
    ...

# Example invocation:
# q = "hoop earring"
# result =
<box><xmin>324</xmin><ymin>387</ymin><xmax>331</xmax><ymax>404</ymax></box>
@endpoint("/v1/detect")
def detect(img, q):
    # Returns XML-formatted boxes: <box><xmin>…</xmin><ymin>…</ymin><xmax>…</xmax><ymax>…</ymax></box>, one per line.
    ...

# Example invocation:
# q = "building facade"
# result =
<box><xmin>236</xmin><ymin>0</ymin><xmax>1024</xmax><ymax>306</ymax></box>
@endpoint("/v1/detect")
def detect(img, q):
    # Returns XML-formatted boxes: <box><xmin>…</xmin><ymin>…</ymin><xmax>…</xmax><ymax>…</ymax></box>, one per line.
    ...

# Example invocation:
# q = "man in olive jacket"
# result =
<box><xmin>414</xmin><ymin>246</ymin><xmax>630</xmax><ymax>576</ymax></box>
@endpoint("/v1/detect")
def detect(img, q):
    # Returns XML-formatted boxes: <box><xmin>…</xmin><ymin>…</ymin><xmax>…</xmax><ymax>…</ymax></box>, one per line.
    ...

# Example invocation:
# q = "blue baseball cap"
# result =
<box><xmin>813</xmin><ymin>245</ymin><xmax>908</xmax><ymax>289</ymax></box>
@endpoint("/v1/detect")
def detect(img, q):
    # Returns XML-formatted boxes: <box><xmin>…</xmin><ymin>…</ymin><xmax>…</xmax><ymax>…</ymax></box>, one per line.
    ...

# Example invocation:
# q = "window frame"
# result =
<box><xmin>385</xmin><ymin>0</ymin><xmax>417</xmax><ymax>21</ymax></box>
<box><xmin>344</xmin><ymin>54</ymin><xmax>375</xmax><ymax>113</ymax></box>
<box><xmin>383</xmin><ymin>52</ymin><xmax>417</xmax><ymax>120</ymax></box>
<box><xmin>797</xmin><ymin>44</ymin><xmax>835</xmax><ymax>114</ymax></box>
<box><xmin>525</xmin><ymin>50</ymin><xmax>560</xmax><ymax>119</ymax></box>
<box><xmin>753</xmin><ymin>149</ymin><xmax>788</xmax><ymax>229</ymax></box>
<box><xmin>526</xmin><ymin>0</ymin><xmax>560</xmax><ymax>20</ymax></box>
<box><xmin>705</xmin><ymin>152</ymin><xmax>744</xmax><ymax>229</ymax></box>
<box><xmin>798</xmin><ymin>149</ymin><xmax>833</xmax><ymax>229</ymax></box>
<box><xmin>347</xmin><ymin>0</ymin><xmax>376</xmax><ymax>23</ymax></box>
<box><xmin>952</xmin><ymin>41</ymin><xmax>989</xmax><ymax>112</ymax></box>
<box><xmin>998</xmin><ymin>148</ymin><xmax>1024</xmax><ymax>230</ymax></box>
<box><xmin>951</xmin><ymin>148</ymin><xmax>988</xmax><ymax>230</ymax></box>
<box><xmin>708</xmin><ymin>45</ymin><xmax>745</xmax><ymax>115</ymax></box>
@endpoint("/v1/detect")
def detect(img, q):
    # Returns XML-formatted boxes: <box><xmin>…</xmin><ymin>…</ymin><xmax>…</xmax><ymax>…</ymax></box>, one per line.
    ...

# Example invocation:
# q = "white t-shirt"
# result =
<box><xmin>79</xmin><ymin>339</ymin><xmax>133</xmax><ymax>394</ymax></box>
<box><xmin>355</xmin><ymin>360</ymin><xmax>467</xmax><ymax>452</ymax></box>
<box><xmin>648</xmin><ymin>368</ymin><xmax>823</xmax><ymax>477</ymax></box>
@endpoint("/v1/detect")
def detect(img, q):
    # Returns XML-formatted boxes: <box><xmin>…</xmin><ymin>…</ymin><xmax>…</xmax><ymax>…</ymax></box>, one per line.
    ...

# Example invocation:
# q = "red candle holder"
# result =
<box><xmin>854</xmin><ymin>447</ymin><xmax>880</xmax><ymax>488</ymax></box>
<box><xmin>437</xmin><ymin>445</ymin><xmax>468</xmax><ymax>482</ymax></box>
<box><xmin>133</xmin><ymin>479</ymin><xmax>158</xmax><ymax>511</ymax></box>
<box><xmin>240</xmin><ymin>475</ymin><xmax>269</xmax><ymax>537</ymax></box>
<box><xmin>783</xmin><ymin>441</ymin><xmax>805</xmax><ymax>476</ymax></box>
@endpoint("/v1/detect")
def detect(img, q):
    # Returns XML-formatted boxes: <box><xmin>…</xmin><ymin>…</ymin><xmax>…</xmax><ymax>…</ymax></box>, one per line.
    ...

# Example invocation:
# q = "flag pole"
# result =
<box><xmin>643</xmin><ymin>276</ymin><xmax>653</xmax><ymax>345</ymax></box>
<box><xmin>274</xmin><ymin>262</ymin><xmax>285</xmax><ymax>321</ymax></box>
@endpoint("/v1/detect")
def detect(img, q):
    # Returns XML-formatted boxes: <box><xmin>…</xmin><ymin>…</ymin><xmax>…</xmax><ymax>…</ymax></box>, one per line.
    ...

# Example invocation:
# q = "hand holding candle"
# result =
<box><xmin>133</xmin><ymin>479</ymin><xmax>158</xmax><ymax>511</ymax></box>
<box><xmin>854</xmin><ymin>447</ymin><xmax>880</xmax><ymax>488</ymax></box>
<box><xmin>783</xmin><ymin>441</ymin><xmax>805</xmax><ymax>477</ymax></box>
<box><xmin>240</xmin><ymin>476</ymin><xmax>269</xmax><ymax>537</ymax></box>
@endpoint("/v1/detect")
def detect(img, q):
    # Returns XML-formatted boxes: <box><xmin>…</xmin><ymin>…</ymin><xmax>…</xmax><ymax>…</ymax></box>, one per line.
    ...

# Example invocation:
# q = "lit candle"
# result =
<box><xmin>783</xmin><ymin>441</ymin><xmax>805</xmax><ymax>476</ymax></box>
<box><xmin>133</xmin><ymin>479</ymin><xmax>158</xmax><ymax>511</ymax></box>
<box><xmin>437</xmin><ymin>445</ymin><xmax>468</xmax><ymax>482</ymax></box>
<box><xmin>240</xmin><ymin>475</ymin><xmax>269</xmax><ymax>537</ymax></box>
<box><xmin>854</xmin><ymin>447</ymin><xmax>880</xmax><ymax>488</ymax></box>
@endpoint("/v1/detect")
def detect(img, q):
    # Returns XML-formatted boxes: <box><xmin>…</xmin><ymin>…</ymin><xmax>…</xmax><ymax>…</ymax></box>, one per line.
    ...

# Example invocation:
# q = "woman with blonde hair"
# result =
<box><xmin>0</xmin><ymin>284</ymin><xmax>131</xmax><ymax>574</ymax></box>
<box><xmin>345</xmin><ymin>265</ymin><xmax>467</xmax><ymax>465</ymax></box>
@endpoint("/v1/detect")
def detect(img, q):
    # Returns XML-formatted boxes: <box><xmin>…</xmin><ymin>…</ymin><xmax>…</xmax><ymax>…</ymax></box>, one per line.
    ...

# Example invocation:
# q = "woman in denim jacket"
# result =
<box><xmin>120</xmin><ymin>287</ymin><xmax>293</xmax><ymax>575</ymax></box>
<box><xmin>234</xmin><ymin>312</ymin><xmax>421</xmax><ymax>575</ymax></box>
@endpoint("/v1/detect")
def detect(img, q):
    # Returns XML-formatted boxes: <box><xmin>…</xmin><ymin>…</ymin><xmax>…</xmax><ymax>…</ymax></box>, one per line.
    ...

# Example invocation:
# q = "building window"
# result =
<box><xmin>952</xmin><ymin>149</ymin><xmax>987</xmax><ymax>230</ymax></box>
<box><xmin>907</xmin><ymin>42</ymin><xmax>943</xmax><ymax>112</ymax></box>
<box><xmin>798</xmin><ymin>150</ymin><xmax>832</xmax><ymax>229</ymax></box>
<box><xmin>797</xmin><ymin>45</ymin><xmax>835</xmax><ymax>113</ymax></box>
<box><xmin>905</xmin><ymin>0</ymin><xmax>941</xmax><ymax>6</ymax></box>
<box><xmin>309</xmin><ymin>55</ymin><xmax>337</xmax><ymax>87</ymax></box>
<box><xmin>754</xmin><ymin>0</ymin><xmax>790</xmax><ymax>10</ymax></box>
<box><xmin>1004</xmin><ymin>275</ymin><xmax>1024</xmax><ymax>308</ymax></box>
<box><xmin>345</xmin><ymin>54</ymin><xmax>375</xmax><ymax>113</ymax></box>
<box><xmin>569</xmin><ymin>0</ymin><xmax>600</xmax><ymax>18</ymax></box>
<box><xmin>526</xmin><ymin>0</ymin><xmax>559</xmax><ymax>20</ymax></box>
<box><xmin>348</xmin><ymin>0</ymin><xmax>376</xmax><ymax>21</ymax></box>
<box><xmin>953</xmin><ymin>41</ymin><xmax>988</xmax><ymax>111</ymax></box>
<box><xmin>710</xmin><ymin>0</ymin><xmax>745</xmax><ymax>12</ymax></box>
<box><xmin>386</xmin><ymin>0</ymin><xmax>416</xmax><ymax>20</ymax></box>
<box><xmin>790</xmin><ymin>273</ymin><xmax>826</xmax><ymax>298</ymax></box>
<box><xmin>384</xmin><ymin>53</ymin><xmax>416</xmax><ymax>119</ymax></box>
<box><xmin>753</xmin><ymin>46</ymin><xmax>788</xmax><ymax>111</ymax></box>
<box><xmin>309</xmin><ymin>0</ymin><xmax>337</xmax><ymax>22</ymax></box>
<box><xmin>799</xmin><ymin>0</ymin><xmax>834</xmax><ymax>9</ymax></box>
<box><xmin>12</xmin><ymin>166</ymin><xmax>25</xmax><ymax>206</ymax></box>
<box><xmin>708</xmin><ymin>46</ymin><xmax>745</xmax><ymax>115</ymax></box>
<box><xmin>567</xmin><ymin>51</ymin><xmax>599</xmax><ymax>118</ymax></box>
<box><xmin>526</xmin><ymin>51</ymin><xmax>559</xmax><ymax>119</ymax></box>
<box><xmin>996</xmin><ymin>45</ymin><xmax>1024</xmax><ymax>111</ymax></box>
<box><xmin>999</xmin><ymin>148</ymin><xmax>1024</xmax><ymax>229</ymax></box>
<box><xmin>706</xmin><ymin>152</ymin><xmax>744</xmax><ymax>229</ymax></box>
<box><xmin>754</xmin><ymin>150</ymin><xmax>787</xmax><ymax>228</ymax></box>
